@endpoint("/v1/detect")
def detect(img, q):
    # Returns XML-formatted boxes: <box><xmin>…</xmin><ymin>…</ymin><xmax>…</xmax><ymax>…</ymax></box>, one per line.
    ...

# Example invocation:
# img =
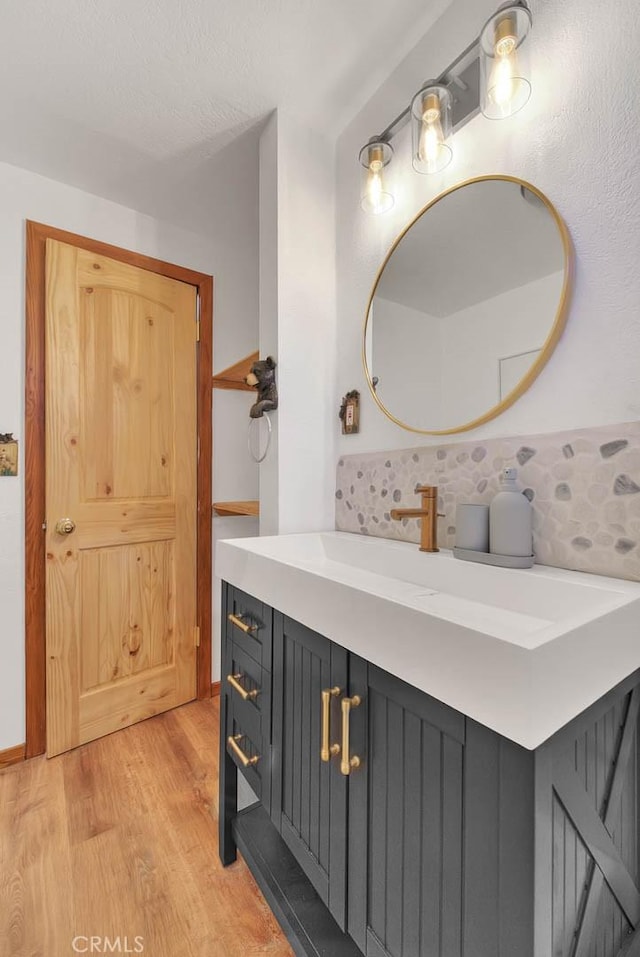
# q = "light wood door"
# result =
<box><xmin>45</xmin><ymin>239</ymin><xmax>198</xmax><ymax>757</ymax></box>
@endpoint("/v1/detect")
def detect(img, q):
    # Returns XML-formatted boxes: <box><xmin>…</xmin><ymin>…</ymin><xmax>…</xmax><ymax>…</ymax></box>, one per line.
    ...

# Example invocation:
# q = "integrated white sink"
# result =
<box><xmin>216</xmin><ymin>531</ymin><xmax>640</xmax><ymax>749</ymax></box>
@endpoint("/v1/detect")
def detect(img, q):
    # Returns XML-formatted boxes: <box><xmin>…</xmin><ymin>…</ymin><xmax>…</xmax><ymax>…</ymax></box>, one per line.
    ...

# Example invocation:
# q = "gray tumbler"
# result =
<box><xmin>455</xmin><ymin>504</ymin><xmax>490</xmax><ymax>552</ymax></box>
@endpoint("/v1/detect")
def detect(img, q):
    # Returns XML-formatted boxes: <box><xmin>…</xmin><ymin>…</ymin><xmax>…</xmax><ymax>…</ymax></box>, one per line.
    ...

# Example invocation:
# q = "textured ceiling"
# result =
<box><xmin>0</xmin><ymin>0</ymin><xmax>453</xmax><ymax>229</ymax></box>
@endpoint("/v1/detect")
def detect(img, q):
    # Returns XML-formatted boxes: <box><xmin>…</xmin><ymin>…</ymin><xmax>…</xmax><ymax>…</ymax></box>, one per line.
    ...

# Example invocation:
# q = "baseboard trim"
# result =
<box><xmin>211</xmin><ymin>681</ymin><xmax>221</xmax><ymax>697</ymax></box>
<box><xmin>0</xmin><ymin>743</ymin><xmax>26</xmax><ymax>770</ymax></box>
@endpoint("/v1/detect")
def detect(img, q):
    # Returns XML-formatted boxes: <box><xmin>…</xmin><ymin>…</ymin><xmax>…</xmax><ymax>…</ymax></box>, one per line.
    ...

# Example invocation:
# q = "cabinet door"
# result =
<box><xmin>272</xmin><ymin>612</ymin><xmax>349</xmax><ymax>929</ymax></box>
<box><xmin>348</xmin><ymin>657</ymin><xmax>465</xmax><ymax>957</ymax></box>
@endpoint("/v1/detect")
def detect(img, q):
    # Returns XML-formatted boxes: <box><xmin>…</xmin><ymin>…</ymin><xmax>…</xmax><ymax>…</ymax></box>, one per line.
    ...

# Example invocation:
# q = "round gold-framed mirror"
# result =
<box><xmin>362</xmin><ymin>175</ymin><xmax>573</xmax><ymax>435</ymax></box>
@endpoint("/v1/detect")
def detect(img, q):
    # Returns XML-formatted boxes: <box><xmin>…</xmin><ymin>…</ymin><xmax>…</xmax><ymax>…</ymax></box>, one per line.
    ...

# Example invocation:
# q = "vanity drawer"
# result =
<box><xmin>224</xmin><ymin>640</ymin><xmax>271</xmax><ymax>744</ymax></box>
<box><xmin>225</xmin><ymin>586</ymin><xmax>272</xmax><ymax>670</ymax></box>
<box><xmin>225</xmin><ymin>703</ymin><xmax>268</xmax><ymax>805</ymax></box>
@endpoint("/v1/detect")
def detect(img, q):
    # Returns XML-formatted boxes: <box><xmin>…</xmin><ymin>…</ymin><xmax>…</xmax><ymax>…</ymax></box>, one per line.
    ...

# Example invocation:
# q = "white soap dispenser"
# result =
<box><xmin>489</xmin><ymin>467</ymin><xmax>532</xmax><ymax>558</ymax></box>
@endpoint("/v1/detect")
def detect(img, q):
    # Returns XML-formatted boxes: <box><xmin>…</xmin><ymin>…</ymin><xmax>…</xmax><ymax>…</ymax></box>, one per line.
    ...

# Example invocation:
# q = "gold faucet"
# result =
<box><xmin>390</xmin><ymin>484</ymin><xmax>444</xmax><ymax>553</ymax></box>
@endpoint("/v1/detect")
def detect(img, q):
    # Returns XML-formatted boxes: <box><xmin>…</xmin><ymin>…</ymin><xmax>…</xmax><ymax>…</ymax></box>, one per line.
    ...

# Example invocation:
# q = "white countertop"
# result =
<box><xmin>216</xmin><ymin>531</ymin><xmax>640</xmax><ymax>750</ymax></box>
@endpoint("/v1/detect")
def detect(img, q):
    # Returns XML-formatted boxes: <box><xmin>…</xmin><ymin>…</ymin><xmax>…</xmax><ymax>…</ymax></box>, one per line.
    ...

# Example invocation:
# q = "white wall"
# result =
<box><xmin>0</xmin><ymin>142</ymin><xmax>259</xmax><ymax>749</ymax></box>
<box><xmin>211</xmin><ymin>134</ymin><xmax>260</xmax><ymax>683</ymax></box>
<box><xmin>258</xmin><ymin>114</ymin><xmax>280</xmax><ymax>536</ymax></box>
<box><xmin>336</xmin><ymin>0</ymin><xmax>640</xmax><ymax>454</ymax></box>
<box><xmin>212</xmin><ymin>389</ymin><xmax>259</xmax><ymax>682</ymax></box>
<box><xmin>259</xmin><ymin>111</ymin><xmax>337</xmax><ymax>536</ymax></box>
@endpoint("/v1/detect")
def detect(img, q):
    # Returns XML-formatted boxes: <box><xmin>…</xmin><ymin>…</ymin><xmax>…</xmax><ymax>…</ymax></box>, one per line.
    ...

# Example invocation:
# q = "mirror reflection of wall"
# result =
<box><xmin>366</xmin><ymin>178</ymin><xmax>570</xmax><ymax>434</ymax></box>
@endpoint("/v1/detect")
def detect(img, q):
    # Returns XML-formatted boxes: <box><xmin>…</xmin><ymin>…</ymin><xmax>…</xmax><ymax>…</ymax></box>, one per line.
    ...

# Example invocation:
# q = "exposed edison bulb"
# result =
<box><xmin>488</xmin><ymin>22</ymin><xmax>519</xmax><ymax>109</ymax></box>
<box><xmin>419</xmin><ymin>96</ymin><xmax>446</xmax><ymax>172</ymax></box>
<box><xmin>480</xmin><ymin>8</ymin><xmax>532</xmax><ymax>120</ymax></box>
<box><xmin>411</xmin><ymin>86</ymin><xmax>452</xmax><ymax>175</ymax></box>
<box><xmin>366</xmin><ymin>159</ymin><xmax>384</xmax><ymax>212</ymax></box>
<box><xmin>359</xmin><ymin>143</ymin><xmax>394</xmax><ymax>214</ymax></box>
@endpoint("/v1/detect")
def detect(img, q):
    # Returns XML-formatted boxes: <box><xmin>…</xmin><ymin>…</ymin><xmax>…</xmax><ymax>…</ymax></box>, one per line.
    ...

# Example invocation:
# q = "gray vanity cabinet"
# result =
<box><xmin>347</xmin><ymin>656</ymin><xmax>465</xmax><ymax>957</ymax></box>
<box><xmin>271</xmin><ymin>612</ymin><xmax>350</xmax><ymax>930</ymax></box>
<box><xmin>220</xmin><ymin>581</ymin><xmax>640</xmax><ymax>957</ymax></box>
<box><xmin>268</xmin><ymin>622</ymin><xmax>534</xmax><ymax>955</ymax></box>
<box><xmin>346</xmin><ymin>656</ymin><xmax>536</xmax><ymax>957</ymax></box>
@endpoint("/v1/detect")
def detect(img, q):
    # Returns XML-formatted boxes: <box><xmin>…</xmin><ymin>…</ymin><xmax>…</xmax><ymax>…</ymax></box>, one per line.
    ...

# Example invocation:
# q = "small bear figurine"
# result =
<box><xmin>245</xmin><ymin>356</ymin><xmax>278</xmax><ymax>419</ymax></box>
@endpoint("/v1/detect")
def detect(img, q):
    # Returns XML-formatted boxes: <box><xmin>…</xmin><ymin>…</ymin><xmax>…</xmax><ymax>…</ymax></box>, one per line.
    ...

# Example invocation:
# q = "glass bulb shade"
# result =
<box><xmin>358</xmin><ymin>141</ymin><xmax>395</xmax><ymax>214</ymax></box>
<box><xmin>480</xmin><ymin>5</ymin><xmax>532</xmax><ymax>119</ymax></box>
<box><xmin>411</xmin><ymin>85</ymin><xmax>453</xmax><ymax>175</ymax></box>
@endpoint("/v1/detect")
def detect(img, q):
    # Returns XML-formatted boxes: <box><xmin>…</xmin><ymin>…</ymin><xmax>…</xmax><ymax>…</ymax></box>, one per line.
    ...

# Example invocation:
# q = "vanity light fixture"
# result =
<box><xmin>479</xmin><ymin>4</ymin><xmax>532</xmax><ymax>119</ymax></box>
<box><xmin>358</xmin><ymin>0</ymin><xmax>532</xmax><ymax>209</ymax></box>
<box><xmin>411</xmin><ymin>83</ymin><xmax>453</xmax><ymax>175</ymax></box>
<box><xmin>359</xmin><ymin>139</ymin><xmax>395</xmax><ymax>215</ymax></box>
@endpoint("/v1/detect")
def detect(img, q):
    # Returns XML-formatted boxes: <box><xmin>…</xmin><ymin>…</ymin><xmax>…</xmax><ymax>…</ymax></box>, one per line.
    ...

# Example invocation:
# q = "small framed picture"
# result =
<box><xmin>339</xmin><ymin>391</ymin><xmax>360</xmax><ymax>435</ymax></box>
<box><xmin>0</xmin><ymin>434</ymin><xmax>18</xmax><ymax>476</ymax></box>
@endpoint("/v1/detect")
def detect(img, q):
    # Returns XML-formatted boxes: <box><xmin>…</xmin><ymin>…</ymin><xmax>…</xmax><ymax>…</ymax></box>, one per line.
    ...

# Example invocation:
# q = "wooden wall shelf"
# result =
<box><xmin>213</xmin><ymin>501</ymin><xmax>259</xmax><ymax>518</ymax></box>
<box><xmin>212</xmin><ymin>351</ymin><xmax>258</xmax><ymax>392</ymax></box>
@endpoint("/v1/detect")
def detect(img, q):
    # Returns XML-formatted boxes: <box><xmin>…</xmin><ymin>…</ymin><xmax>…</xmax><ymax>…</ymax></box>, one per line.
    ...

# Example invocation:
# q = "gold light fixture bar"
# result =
<box><xmin>359</xmin><ymin>1</ymin><xmax>532</xmax><ymax>202</ymax></box>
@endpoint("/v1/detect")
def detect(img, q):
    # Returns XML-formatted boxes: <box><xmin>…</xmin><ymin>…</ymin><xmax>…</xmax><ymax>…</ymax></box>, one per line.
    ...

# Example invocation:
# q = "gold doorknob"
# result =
<box><xmin>54</xmin><ymin>518</ymin><xmax>76</xmax><ymax>535</ymax></box>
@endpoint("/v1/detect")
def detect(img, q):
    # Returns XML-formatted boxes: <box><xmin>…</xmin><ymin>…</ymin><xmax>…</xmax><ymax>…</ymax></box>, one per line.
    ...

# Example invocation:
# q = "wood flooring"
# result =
<box><xmin>0</xmin><ymin>698</ymin><xmax>293</xmax><ymax>957</ymax></box>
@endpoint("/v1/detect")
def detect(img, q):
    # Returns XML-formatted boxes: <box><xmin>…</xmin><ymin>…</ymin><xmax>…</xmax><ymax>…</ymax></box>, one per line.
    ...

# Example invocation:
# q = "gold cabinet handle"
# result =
<box><xmin>54</xmin><ymin>517</ymin><xmax>76</xmax><ymax>535</ymax></box>
<box><xmin>321</xmin><ymin>686</ymin><xmax>341</xmax><ymax>762</ymax></box>
<box><xmin>340</xmin><ymin>695</ymin><xmax>361</xmax><ymax>776</ymax></box>
<box><xmin>228</xmin><ymin>612</ymin><xmax>257</xmax><ymax>634</ymax></box>
<box><xmin>227</xmin><ymin>733</ymin><xmax>260</xmax><ymax>767</ymax></box>
<box><xmin>226</xmin><ymin>673</ymin><xmax>259</xmax><ymax>701</ymax></box>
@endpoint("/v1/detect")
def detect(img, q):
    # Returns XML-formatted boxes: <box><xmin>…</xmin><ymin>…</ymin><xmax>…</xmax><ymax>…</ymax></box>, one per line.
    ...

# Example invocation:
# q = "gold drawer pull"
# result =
<box><xmin>340</xmin><ymin>695</ymin><xmax>361</xmax><ymax>776</ymax></box>
<box><xmin>227</xmin><ymin>733</ymin><xmax>260</xmax><ymax>767</ymax></box>
<box><xmin>227</xmin><ymin>673</ymin><xmax>259</xmax><ymax>701</ymax></box>
<box><xmin>228</xmin><ymin>612</ymin><xmax>257</xmax><ymax>634</ymax></box>
<box><xmin>321</xmin><ymin>686</ymin><xmax>341</xmax><ymax>762</ymax></box>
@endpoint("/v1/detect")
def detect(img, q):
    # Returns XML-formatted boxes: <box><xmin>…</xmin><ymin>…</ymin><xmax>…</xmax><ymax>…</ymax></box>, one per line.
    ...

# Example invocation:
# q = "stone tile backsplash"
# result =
<box><xmin>335</xmin><ymin>422</ymin><xmax>640</xmax><ymax>582</ymax></box>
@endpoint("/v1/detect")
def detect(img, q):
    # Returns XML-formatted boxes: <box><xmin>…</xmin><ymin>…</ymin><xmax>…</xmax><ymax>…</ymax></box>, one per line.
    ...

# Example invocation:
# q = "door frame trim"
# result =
<box><xmin>25</xmin><ymin>220</ymin><xmax>214</xmax><ymax>758</ymax></box>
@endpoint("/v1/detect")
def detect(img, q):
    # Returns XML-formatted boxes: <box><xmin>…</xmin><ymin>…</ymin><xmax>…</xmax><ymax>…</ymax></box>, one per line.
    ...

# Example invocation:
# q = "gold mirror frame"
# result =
<box><xmin>362</xmin><ymin>174</ymin><xmax>574</xmax><ymax>436</ymax></box>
